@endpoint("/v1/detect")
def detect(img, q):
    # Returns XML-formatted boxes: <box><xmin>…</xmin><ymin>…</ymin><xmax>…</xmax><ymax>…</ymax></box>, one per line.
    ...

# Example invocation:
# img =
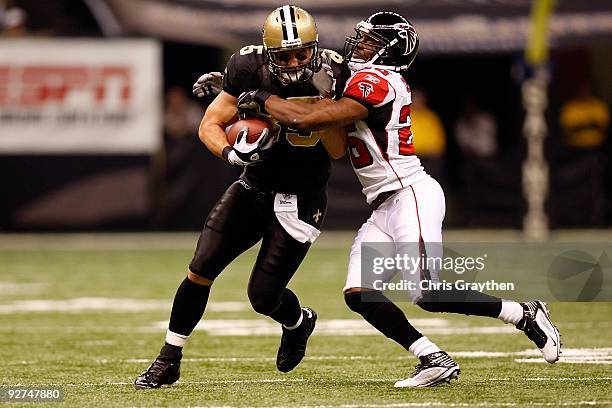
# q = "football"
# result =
<box><xmin>226</xmin><ymin>117</ymin><xmax>272</xmax><ymax>146</ymax></box>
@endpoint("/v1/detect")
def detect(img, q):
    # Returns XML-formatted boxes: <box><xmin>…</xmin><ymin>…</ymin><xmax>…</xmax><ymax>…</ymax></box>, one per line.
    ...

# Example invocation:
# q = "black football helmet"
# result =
<box><xmin>343</xmin><ymin>12</ymin><xmax>419</xmax><ymax>72</ymax></box>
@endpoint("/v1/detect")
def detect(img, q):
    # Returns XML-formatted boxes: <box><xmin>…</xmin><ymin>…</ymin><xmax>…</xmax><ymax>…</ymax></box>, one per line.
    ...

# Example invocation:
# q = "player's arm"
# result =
<box><xmin>264</xmin><ymin>96</ymin><xmax>368</xmax><ymax>132</ymax></box>
<box><xmin>320</xmin><ymin>126</ymin><xmax>347</xmax><ymax>159</ymax></box>
<box><xmin>198</xmin><ymin>90</ymin><xmax>237</xmax><ymax>158</ymax></box>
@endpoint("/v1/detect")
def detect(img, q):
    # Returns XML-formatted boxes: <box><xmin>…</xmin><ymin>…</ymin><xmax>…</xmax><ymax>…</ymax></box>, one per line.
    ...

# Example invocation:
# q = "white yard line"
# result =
<box><xmin>525</xmin><ymin>377</ymin><xmax>612</xmax><ymax>381</ymax></box>
<box><xmin>276</xmin><ymin>403</ymin><xmax>611</xmax><ymax>408</ymax></box>
<box><xmin>14</xmin><ymin>348</ymin><xmax>612</xmax><ymax>365</ymax></box>
<box><xmin>0</xmin><ymin>281</ymin><xmax>46</xmax><ymax>295</ymax></box>
<box><xmin>107</xmin><ymin>348</ymin><xmax>612</xmax><ymax>365</ymax></box>
<box><xmin>121</xmin><ymin>356</ymin><xmax>375</xmax><ymax>364</ymax></box>
<box><xmin>3</xmin><ymin>378</ymin><xmax>306</xmax><ymax>387</ymax></box>
<box><xmin>150</xmin><ymin>319</ymin><xmax>517</xmax><ymax>337</ymax></box>
<box><xmin>0</xmin><ymin>298</ymin><xmax>249</xmax><ymax>313</ymax></box>
<box><xmin>262</xmin><ymin>403</ymin><xmax>612</xmax><ymax>408</ymax></box>
<box><xmin>489</xmin><ymin>377</ymin><xmax>612</xmax><ymax>382</ymax></box>
<box><xmin>515</xmin><ymin>358</ymin><xmax>612</xmax><ymax>364</ymax></box>
<box><xmin>5</xmin><ymin>377</ymin><xmax>612</xmax><ymax>386</ymax></box>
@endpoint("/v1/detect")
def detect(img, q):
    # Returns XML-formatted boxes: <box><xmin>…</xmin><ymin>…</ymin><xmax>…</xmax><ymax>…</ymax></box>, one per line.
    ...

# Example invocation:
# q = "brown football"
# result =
<box><xmin>226</xmin><ymin>117</ymin><xmax>272</xmax><ymax>146</ymax></box>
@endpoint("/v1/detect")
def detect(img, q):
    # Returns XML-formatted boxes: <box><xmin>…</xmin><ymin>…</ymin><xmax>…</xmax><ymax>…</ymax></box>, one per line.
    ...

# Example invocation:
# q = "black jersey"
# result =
<box><xmin>222</xmin><ymin>45</ymin><xmax>349</xmax><ymax>193</ymax></box>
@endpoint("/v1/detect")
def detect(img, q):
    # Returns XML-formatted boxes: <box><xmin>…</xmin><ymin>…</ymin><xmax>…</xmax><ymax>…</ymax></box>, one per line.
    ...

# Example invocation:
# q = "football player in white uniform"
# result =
<box><xmin>240</xmin><ymin>11</ymin><xmax>561</xmax><ymax>387</ymax></box>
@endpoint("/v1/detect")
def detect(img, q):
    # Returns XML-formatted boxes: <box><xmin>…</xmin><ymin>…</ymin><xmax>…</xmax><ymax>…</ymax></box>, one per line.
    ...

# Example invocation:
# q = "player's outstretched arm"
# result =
<box><xmin>198</xmin><ymin>91</ymin><xmax>238</xmax><ymax>158</ymax></box>
<box><xmin>265</xmin><ymin>96</ymin><xmax>368</xmax><ymax>131</ymax></box>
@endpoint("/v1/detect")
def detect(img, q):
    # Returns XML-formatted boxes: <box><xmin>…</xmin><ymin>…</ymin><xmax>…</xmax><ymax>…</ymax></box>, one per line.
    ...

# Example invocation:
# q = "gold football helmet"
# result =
<box><xmin>262</xmin><ymin>5</ymin><xmax>321</xmax><ymax>84</ymax></box>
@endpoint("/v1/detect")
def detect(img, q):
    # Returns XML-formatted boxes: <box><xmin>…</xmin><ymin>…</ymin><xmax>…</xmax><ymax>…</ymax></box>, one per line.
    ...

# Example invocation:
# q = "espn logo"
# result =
<box><xmin>0</xmin><ymin>65</ymin><xmax>132</xmax><ymax>108</ymax></box>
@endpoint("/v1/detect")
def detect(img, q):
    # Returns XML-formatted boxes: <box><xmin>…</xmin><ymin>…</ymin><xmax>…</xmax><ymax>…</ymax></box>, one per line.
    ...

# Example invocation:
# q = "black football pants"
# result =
<box><xmin>189</xmin><ymin>179</ymin><xmax>326</xmax><ymax>317</ymax></box>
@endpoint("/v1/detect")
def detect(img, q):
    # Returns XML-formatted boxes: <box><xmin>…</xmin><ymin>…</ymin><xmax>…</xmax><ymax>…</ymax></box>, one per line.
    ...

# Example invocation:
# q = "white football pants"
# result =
<box><xmin>344</xmin><ymin>175</ymin><xmax>445</xmax><ymax>302</ymax></box>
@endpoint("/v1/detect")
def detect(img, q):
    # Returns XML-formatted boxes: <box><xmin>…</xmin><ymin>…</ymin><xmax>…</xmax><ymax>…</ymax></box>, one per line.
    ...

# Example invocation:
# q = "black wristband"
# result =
<box><xmin>222</xmin><ymin>146</ymin><xmax>233</xmax><ymax>163</ymax></box>
<box><xmin>254</xmin><ymin>90</ymin><xmax>272</xmax><ymax>107</ymax></box>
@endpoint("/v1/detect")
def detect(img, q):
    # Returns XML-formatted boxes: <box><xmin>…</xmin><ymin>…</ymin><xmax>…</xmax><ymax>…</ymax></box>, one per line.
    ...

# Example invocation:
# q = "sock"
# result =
<box><xmin>417</xmin><ymin>289</ymin><xmax>502</xmax><ymax>318</ymax></box>
<box><xmin>498</xmin><ymin>301</ymin><xmax>524</xmax><ymax>325</ymax></box>
<box><xmin>345</xmin><ymin>291</ymin><xmax>423</xmax><ymax>352</ymax></box>
<box><xmin>409</xmin><ymin>336</ymin><xmax>441</xmax><ymax>358</ymax></box>
<box><xmin>165</xmin><ymin>330</ymin><xmax>188</xmax><ymax>347</ymax></box>
<box><xmin>166</xmin><ymin>277</ymin><xmax>211</xmax><ymax>345</ymax></box>
<box><xmin>269</xmin><ymin>288</ymin><xmax>302</xmax><ymax>327</ymax></box>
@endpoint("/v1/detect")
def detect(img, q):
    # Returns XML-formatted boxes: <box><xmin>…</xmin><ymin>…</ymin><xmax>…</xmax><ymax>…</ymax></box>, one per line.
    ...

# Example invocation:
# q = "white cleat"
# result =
<box><xmin>517</xmin><ymin>300</ymin><xmax>561</xmax><ymax>363</ymax></box>
<box><xmin>394</xmin><ymin>351</ymin><xmax>460</xmax><ymax>388</ymax></box>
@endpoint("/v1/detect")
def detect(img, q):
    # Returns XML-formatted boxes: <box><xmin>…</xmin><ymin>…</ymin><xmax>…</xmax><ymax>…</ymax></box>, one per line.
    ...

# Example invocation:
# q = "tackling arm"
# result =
<box><xmin>198</xmin><ymin>91</ymin><xmax>238</xmax><ymax>158</ymax></box>
<box><xmin>264</xmin><ymin>96</ymin><xmax>368</xmax><ymax>132</ymax></box>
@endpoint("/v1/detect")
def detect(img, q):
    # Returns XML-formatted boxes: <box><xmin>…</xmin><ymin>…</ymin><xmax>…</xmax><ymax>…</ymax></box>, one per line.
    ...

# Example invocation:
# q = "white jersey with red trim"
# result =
<box><xmin>342</xmin><ymin>67</ymin><xmax>427</xmax><ymax>204</ymax></box>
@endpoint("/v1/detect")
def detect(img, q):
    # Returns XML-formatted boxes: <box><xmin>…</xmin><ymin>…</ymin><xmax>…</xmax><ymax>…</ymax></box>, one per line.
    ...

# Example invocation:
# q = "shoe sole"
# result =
<box><xmin>534</xmin><ymin>301</ymin><xmax>561</xmax><ymax>363</ymax></box>
<box><xmin>134</xmin><ymin>379</ymin><xmax>179</xmax><ymax>390</ymax></box>
<box><xmin>395</xmin><ymin>366</ymin><xmax>461</xmax><ymax>388</ymax></box>
<box><xmin>133</xmin><ymin>373</ymin><xmax>180</xmax><ymax>390</ymax></box>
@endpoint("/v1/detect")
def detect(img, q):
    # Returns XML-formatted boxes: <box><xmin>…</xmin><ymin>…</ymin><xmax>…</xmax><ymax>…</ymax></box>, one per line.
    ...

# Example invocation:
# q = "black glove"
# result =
<box><xmin>237</xmin><ymin>89</ymin><xmax>272</xmax><ymax>119</ymax></box>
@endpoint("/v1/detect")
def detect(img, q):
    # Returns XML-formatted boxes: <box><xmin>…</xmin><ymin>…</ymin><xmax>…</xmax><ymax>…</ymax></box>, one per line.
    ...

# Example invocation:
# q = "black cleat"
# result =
<box><xmin>134</xmin><ymin>357</ymin><xmax>181</xmax><ymax>389</ymax></box>
<box><xmin>276</xmin><ymin>307</ymin><xmax>317</xmax><ymax>373</ymax></box>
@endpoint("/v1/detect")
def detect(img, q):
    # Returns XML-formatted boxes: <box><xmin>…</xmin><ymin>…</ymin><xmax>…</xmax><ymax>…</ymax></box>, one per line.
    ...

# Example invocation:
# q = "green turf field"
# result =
<box><xmin>1</xmin><ymin>232</ymin><xmax>611</xmax><ymax>407</ymax></box>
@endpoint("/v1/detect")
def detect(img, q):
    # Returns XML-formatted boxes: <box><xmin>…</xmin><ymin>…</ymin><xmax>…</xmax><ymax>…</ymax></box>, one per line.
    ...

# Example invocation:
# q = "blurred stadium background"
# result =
<box><xmin>1</xmin><ymin>0</ymin><xmax>611</xmax><ymax>232</ymax></box>
<box><xmin>1</xmin><ymin>1</ymin><xmax>612</xmax><ymax>406</ymax></box>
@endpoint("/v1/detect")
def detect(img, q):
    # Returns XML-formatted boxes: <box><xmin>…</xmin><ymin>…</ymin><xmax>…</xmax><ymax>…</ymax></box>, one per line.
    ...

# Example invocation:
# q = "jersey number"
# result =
<box><xmin>285</xmin><ymin>127</ymin><xmax>321</xmax><ymax>146</ymax></box>
<box><xmin>398</xmin><ymin>105</ymin><xmax>414</xmax><ymax>156</ymax></box>
<box><xmin>347</xmin><ymin>102</ymin><xmax>413</xmax><ymax>168</ymax></box>
<box><xmin>240</xmin><ymin>45</ymin><xmax>264</xmax><ymax>55</ymax></box>
<box><xmin>282</xmin><ymin>96</ymin><xmax>322</xmax><ymax>147</ymax></box>
<box><xmin>347</xmin><ymin>136</ymin><xmax>373</xmax><ymax>169</ymax></box>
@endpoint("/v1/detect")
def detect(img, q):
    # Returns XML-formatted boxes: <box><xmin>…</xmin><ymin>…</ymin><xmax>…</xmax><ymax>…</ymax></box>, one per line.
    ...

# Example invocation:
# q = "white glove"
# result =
<box><xmin>192</xmin><ymin>72</ymin><xmax>223</xmax><ymax>98</ymax></box>
<box><xmin>227</xmin><ymin>127</ymin><xmax>273</xmax><ymax>165</ymax></box>
<box><xmin>225</xmin><ymin>148</ymin><xmax>250</xmax><ymax>166</ymax></box>
<box><xmin>310</xmin><ymin>62</ymin><xmax>335</xmax><ymax>99</ymax></box>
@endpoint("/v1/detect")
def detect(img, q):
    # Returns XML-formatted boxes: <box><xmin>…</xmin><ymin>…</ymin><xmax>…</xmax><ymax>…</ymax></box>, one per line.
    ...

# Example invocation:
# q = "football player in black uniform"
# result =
<box><xmin>134</xmin><ymin>5</ymin><xmax>349</xmax><ymax>389</ymax></box>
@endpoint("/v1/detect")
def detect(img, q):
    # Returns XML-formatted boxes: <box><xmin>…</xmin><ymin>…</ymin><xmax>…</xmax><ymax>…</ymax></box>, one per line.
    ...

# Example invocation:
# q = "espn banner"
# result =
<box><xmin>0</xmin><ymin>39</ymin><xmax>161</xmax><ymax>154</ymax></box>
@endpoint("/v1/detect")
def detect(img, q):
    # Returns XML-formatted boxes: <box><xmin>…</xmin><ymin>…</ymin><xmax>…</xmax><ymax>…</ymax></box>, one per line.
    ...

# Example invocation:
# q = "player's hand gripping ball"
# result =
<box><xmin>226</xmin><ymin>117</ymin><xmax>272</xmax><ymax>146</ymax></box>
<box><xmin>223</xmin><ymin>117</ymin><xmax>275</xmax><ymax>165</ymax></box>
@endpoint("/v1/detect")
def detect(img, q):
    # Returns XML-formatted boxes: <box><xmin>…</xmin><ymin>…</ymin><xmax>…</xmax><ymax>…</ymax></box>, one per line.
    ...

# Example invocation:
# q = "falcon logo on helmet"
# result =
<box><xmin>343</xmin><ymin>11</ymin><xmax>419</xmax><ymax>73</ymax></box>
<box><xmin>262</xmin><ymin>5</ymin><xmax>322</xmax><ymax>85</ymax></box>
